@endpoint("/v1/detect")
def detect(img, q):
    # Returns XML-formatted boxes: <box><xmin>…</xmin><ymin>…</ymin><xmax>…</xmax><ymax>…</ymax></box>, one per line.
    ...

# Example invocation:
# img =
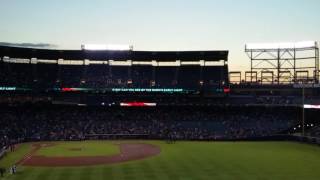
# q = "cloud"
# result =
<box><xmin>0</xmin><ymin>42</ymin><xmax>57</xmax><ymax>49</ymax></box>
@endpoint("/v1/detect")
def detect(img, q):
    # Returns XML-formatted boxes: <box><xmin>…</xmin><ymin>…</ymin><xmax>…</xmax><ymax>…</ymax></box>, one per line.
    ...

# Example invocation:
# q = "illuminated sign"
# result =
<box><xmin>120</xmin><ymin>102</ymin><xmax>157</xmax><ymax>107</ymax></box>
<box><xmin>53</xmin><ymin>88</ymin><xmax>188</xmax><ymax>93</ymax></box>
<box><xmin>223</xmin><ymin>88</ymin><xmax>231</xmax><ymax>93</ymax></box>
<box><xmin>304</xmin><ymin>104</ymin><xmax>320</xmax><ymax>109</ymax></box>
<box><xmin>112</xmin><ymin>88</ymin><xmax>184</xmax><ymax>93</ymax></box>
<box><xmin>0</xmin><ymin>87</ymin><xmax>31</xmax><ymax>91</ymax></box>
<box><xmin>54</xmin><ymin>88</ymin><xmax>94</xmax><ymax>92</ymax></box>
<box><xmin>0</xmin><ymin>87</ymin><xmax>16</xmax><ymax>91</ymax></box>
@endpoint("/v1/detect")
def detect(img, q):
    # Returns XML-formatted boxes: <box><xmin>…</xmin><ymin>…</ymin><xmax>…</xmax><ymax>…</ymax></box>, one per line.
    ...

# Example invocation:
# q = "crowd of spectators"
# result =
<box><xmin>308</xmin><ymin>126</ymin><xmax>320</xmax><ymax>138</ymax></box>
<box><xmin>0</xmin><ymin>105</ymin><xmax>297</xmax><ymax>150</ymax></box>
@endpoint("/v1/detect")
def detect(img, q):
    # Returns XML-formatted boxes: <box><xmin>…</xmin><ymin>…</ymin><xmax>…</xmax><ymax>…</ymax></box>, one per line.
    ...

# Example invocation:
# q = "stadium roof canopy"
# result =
<box><xmin>0</xmin><ymin>46</ymin><xmax>228</xmax><ymax>61</ymax></box>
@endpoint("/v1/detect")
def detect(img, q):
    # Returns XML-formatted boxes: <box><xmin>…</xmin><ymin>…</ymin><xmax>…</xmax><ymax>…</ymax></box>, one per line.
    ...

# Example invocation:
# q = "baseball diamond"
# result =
<box><xmin>19</xmin><ymin>142</ymin><xmax>161</xmax><ymax>167</ymax></box>
<box><xmin>1</xmin><ymin>141</ymin><xmax>320</xmax><ymax>180</ymax></box>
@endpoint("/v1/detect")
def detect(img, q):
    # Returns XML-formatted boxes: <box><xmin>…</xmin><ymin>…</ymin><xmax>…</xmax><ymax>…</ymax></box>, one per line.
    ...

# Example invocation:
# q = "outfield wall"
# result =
<box><xmin>0</xmin><ymin>147</ymin><xmax>7</xmax><ymax>160</ymax></box>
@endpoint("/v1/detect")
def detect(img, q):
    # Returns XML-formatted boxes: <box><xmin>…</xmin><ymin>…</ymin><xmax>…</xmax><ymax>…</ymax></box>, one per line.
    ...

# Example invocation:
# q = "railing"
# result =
<box><xmin>291</xmin><ymin>135</ymin><xmax>320</xmax><ymax>145</ymax></box>
<box><xmin>85</xmin><ymin>133</ymin><xmax>150</xmax><ymax>139</ymax></box>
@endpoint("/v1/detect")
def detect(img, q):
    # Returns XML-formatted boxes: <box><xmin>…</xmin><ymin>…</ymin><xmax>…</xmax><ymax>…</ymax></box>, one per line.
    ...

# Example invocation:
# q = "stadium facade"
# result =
<box><xmin>0</xmin><ymin>45</ymin><xmax>228</xmax><ymax>94</ymax></box>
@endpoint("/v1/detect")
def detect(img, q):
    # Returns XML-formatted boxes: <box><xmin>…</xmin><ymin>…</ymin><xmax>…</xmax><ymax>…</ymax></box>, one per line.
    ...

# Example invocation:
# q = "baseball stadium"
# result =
<box><xmin>1</xmin><ymin>1</ymin><xmax>320</xmax><ymax>180</ymax></box>
<box><xmin>0</xmin><ymin>41</ymin><xmax>320</xmax><ymax>180</ymax></box>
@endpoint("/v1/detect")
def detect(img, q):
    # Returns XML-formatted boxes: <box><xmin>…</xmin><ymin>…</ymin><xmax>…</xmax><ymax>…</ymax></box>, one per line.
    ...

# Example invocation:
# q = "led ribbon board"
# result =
<box><xmin>304</xmin><ymin>104</ymin><xmax>320</xmax><ymax>109</ymax></box>
<box><xmin>0</xmin><ymin>87</ymin><xmax>16</xmax><ymax>91</ymax></box>
<box><xmin>0</xmin><ymin>87</ymin><xmax>31</xmax><ymax>91</ymax></box>
<box><xmin>112</xmin><ymin>88</ymin><xmax>184</xmax><ymax>93</ymax></box>
<box><xmin>120</xmin><ymin>102</ymin><xmax>157</xmax><ymax>107</ymax></box>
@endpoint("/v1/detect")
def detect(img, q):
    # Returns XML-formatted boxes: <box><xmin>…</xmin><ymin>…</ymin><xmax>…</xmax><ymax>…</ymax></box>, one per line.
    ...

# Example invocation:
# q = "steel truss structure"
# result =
<box><xmin>245</xmin><ymin>41</ymin><xmax>319</xmax><ymax>84</ymax></box>
<box><xmin>229</xmin><ymin>71</ymin><xmax>241</xmax><ymax>84</ymax></box>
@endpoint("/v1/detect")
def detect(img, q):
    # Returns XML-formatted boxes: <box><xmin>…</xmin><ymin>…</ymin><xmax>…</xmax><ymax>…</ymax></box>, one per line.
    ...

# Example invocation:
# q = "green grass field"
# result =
<box><xmin>1</xmin><ymin>141</ymin><xmax>320</xmax><ymax>180</ymax></box>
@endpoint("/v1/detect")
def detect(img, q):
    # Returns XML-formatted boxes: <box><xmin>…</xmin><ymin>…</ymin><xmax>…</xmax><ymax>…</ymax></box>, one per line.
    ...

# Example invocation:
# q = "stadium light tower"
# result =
<box><xmin>302</xmin><ymin>85</ymin><xmax>305</xmax><ymax>136</ymax></box>
<box><xmin>81</xmin><ymin>44</ymin><xmax>133</xmax><ymax>51</ymax></box>
<box><xmin>298</xmin><ymin>78</ymin><xmax>311</xmax><ymax>137</ymax></box>
<box><xmin>245</xmin><ymin>41</ymin><xmax>319</xmax><ymax>84</ymax></box>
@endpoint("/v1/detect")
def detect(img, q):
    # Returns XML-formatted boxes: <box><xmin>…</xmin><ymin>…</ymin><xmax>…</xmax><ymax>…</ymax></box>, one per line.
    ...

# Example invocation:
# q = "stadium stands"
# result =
<box><xmin>0</xmin><ymin>62</ymin><xmax>227</xmax><ymax>90</ymax></box>
<box><xmin>309</xmin><ymin>126</ymin><xmax>320</xmax><ymax>138</ymax></box>
<box><xmin>0</xmin><ymin>106</ymin><xmax>297</xmax><ymax>149</ymax></box>
<box><xmin>0</xmin><ymin>46</ymin><xmax>228</xmax><ymax>91</ymax></box>
<box><xmin>0</xmin><ymin>45</ymin><xmax>319</xmax><ymax>150</ymax></box>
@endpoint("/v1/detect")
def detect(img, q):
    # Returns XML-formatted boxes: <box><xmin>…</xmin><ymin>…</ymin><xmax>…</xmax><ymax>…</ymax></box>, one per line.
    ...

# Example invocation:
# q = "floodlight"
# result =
<box><xmin>246</xmin><ymin>41</ymin><xmax>317</xmax><ymax>50</ymax></box>
<box><xmin>81</xmin><ymin>44</ymin><xmax>133</xmax><ymax>51</ymax></box>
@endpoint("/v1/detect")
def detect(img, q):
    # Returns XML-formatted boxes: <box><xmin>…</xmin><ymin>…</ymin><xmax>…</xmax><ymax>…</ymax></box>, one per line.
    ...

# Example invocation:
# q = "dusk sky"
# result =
<box><xmin>1</xmin><ymin>0</ymin><xmax>320</xmax><ymax>71</ymax></box>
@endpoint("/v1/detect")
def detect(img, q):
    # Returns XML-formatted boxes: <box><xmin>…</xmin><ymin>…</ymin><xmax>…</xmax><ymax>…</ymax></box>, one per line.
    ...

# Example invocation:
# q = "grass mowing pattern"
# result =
<box><xmin>36</xmin><ymin>141</ymin><xmax>119</xmax><ymax>157</ymax></box>
<box><xmin>1</xmin><ymin>141</ymin><xmax>320</xmax><ymax>180</ymax></box>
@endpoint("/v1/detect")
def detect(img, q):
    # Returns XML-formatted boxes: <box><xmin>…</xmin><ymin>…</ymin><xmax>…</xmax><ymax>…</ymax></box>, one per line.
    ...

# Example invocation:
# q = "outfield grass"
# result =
<box><xmin>0</xmin><ymin>143</ymin><xmax>33</xmax><ymax>168</ymax></box>
<box><xmin>1</xmin><ymin>141</ymin><xmax>320</xmax><ymax>180</ymax></box>
<box><xmin>36</xmin><ymin>141</ymin><xmax>119</xmax><ymax>157</ymax></box>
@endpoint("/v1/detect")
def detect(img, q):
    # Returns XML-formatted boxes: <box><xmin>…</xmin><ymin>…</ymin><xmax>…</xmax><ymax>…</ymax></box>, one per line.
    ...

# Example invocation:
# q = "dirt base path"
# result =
<box><xmin>19</xmin><ymin>143</ymin><xmax>161</xmax><ymax>167</ymax></box>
